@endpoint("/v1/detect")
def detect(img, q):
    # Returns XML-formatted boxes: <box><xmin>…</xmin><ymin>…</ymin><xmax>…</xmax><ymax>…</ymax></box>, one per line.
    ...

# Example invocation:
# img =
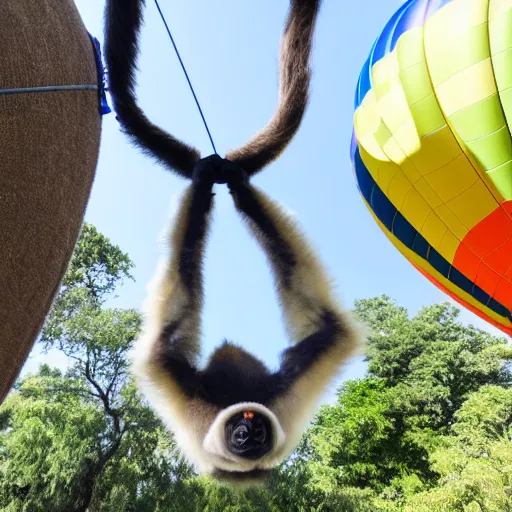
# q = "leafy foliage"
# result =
<box><xmin>1</xmin><ymin>223</ymin><xmax>511</xmax><ymax>511</ymax></box>
<box><xmin>0</xmin><ymin>224</ymin><xmax>190</xmax><ymax>512</ymax></box>
<box><xmin>306</xmin><ymin>296</ymin><xmax>512</xmax><ymax>509</ymax></box>
<box><xmin>403</xmin><ymin>386</ymin><xmax>512</xmax><ymax>511</ymax></box>
<box><xmin>63</xmin><ymin>223</ymin><xmax>134</xmax><ymax>302</ymax></box>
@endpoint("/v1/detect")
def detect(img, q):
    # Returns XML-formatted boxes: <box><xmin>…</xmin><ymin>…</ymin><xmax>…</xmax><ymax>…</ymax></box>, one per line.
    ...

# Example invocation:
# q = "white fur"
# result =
<box><xmin>203</xmin><ymin>402</ymin><xmax>286</xmax><ymax>466</ymax></box>
<box><xmin>128</xmin><ymin>178</ymin><xmax>367</xmax><ymax>484</ymax></box>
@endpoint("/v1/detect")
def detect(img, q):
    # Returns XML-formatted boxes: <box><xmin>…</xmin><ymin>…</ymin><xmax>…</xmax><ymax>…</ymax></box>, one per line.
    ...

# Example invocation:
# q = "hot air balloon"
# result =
<box><xmin>0</xmin><ymin>0</ymin><xmax>108</xmax><ymax>402</ymax></box>
<box><xmin>351</xmin><ymin>0</ymin><xmax>512</xmax><ymax>336</ymax></box>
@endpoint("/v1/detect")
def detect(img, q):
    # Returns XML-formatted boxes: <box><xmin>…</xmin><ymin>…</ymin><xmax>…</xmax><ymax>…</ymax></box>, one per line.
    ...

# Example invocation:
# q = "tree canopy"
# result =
<box><xmin>1</xmin><ymin>224</ymin><xmax>510</xmax><ymax>511</ymax></box>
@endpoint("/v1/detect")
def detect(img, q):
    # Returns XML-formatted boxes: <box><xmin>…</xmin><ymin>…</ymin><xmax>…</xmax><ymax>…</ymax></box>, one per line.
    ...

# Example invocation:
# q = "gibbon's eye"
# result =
<box><xmin>234</xmin><ymin>424</ymin><xmax>250</xmax><ymax>444</ymax></box>
<box><xmin>225</xmin><ymin>411</ymin><xmax>273</xmax><ymax>459</ymax></box>
<box><xmin>253</xmin><ymin>424</ymin><xmax>266</xmax><ymax>444</ymax></box>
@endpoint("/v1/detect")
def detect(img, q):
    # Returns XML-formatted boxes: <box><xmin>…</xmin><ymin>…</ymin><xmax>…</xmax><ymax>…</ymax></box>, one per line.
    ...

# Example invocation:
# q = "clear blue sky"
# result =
<box><xmin>23</xmin><ymin>0</ymin><xmax>505</xmax><ymax>401</ymax></box>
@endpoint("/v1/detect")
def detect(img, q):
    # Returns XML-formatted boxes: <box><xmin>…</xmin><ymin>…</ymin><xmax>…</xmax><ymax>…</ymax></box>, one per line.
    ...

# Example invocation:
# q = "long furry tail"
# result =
<box><xmin>104</xmin><ymin>0</ymin><xmax>200</xmax><ymax>179</ymax></box>
<box><xmin>226</xmin><ymin>0</ymin><xmax>322</xmax><ymax>176</ymax></box>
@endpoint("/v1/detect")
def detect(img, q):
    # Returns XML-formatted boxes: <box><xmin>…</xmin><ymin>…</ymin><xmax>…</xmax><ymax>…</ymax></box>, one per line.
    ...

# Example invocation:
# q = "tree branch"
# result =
<box><xmin>85</xmin><ymin>358</ymin><xmax>111</xmax><ymax>414</ymax></box>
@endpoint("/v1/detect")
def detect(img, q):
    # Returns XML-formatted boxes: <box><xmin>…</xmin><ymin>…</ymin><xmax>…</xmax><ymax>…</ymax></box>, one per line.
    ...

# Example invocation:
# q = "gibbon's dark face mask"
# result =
<box><xmin>225</xmin><ymin>411</ymin><xmax>273</xmax><ymax>459</ymax></box>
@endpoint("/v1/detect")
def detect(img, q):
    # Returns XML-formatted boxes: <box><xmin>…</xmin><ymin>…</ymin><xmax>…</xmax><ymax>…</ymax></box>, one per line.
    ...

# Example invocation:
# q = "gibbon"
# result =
<box><xmin>104</xmin><ymin>0</ymin><xmax>363</xmax><ymax>486</ymax></box>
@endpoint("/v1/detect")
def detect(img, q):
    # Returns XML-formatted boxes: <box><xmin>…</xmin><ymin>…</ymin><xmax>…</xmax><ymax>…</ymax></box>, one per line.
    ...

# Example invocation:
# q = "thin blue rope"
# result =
<box><xmin>0</xmin><ymin>84</ymin><xmax>98</xmax><ymax>96</ymax></box>
<box><xmin>153</xmin><ymin>0</ymin><xmax>217</xmax><ymax>154</ymax></box>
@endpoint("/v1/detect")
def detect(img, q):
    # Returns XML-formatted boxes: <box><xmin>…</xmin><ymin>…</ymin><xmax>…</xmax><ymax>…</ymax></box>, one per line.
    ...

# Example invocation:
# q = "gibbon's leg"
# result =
<box><xmin>132</xmin><ymin>156</ymin><xmax>219</xmax><ymax>399</ymax></box>
<box><xmin>105</xmin><ymin>0</ymin><xmax>321</xmax><ymax>179</ymax></box>
<box><xmin>226</xmin><ymin>169</ymin><xmax>362</xmax><ymax>403</ymax></box>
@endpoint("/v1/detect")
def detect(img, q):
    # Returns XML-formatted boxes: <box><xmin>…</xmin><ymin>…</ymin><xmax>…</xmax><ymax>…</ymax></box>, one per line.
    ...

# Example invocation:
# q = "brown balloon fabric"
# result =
<box><xmin>0</xmin><ymin>0</ymin><xmax>103</xmax><ymax>402</ymax></box>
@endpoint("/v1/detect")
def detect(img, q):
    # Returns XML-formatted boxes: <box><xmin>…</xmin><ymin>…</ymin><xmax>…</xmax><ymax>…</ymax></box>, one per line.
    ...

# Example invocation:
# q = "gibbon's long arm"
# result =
<box><xmin>229</xmin><ymin>177</ymin><xmax>348</xmax><ymax>343</ymax></box>
<box><xmin>104</xmin><ymin>0</ymin><xmax>321</xmax><ymax>179</ymax></box>
<box><xmin>132</xmin><ymin>158</ymin><xmax>219</xmax><ymax>405</ymax></box>
<box><xmin>228</xmin><ymin>174</ymin><xmax>361</xmax><ymax>410</ymax></box>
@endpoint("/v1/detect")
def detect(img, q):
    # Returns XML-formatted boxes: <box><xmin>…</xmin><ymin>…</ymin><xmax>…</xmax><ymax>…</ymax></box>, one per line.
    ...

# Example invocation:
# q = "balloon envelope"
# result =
<box><xmin>351</xmin><ymin>0</ymin><xmax>512</xmax><ymax>336</ymax></box>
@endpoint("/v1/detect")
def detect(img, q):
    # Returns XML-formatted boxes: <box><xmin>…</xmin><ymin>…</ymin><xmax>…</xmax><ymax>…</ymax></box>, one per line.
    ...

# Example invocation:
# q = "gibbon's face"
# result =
<box><xmin>202</xmin><ymin>402</ymin><xmax>288</xmax><ymax>484</ymax></box>
<box><xmin>225</xmin><ymin>410</ymin><xmax>273</xmax><ymax>459</ymax></box>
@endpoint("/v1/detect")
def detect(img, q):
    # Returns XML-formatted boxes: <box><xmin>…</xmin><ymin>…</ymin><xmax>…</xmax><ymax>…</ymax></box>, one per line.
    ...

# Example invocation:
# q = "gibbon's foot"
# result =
<box><xmin>192</xmin><ymin>154</ymin><xmax>249</xmax><ymax>188</ymax></box>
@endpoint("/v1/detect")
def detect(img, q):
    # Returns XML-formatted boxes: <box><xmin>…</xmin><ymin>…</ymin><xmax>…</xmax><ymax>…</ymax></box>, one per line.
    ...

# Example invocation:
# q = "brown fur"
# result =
<box><xmin>105</xmin><ymin>0</ymin><xmax>321</xmax><ymax>179</ymax></box>
<box><xmin>0</xmin><ymin>0</ymin><xmax>102</xmax><ymax>403</ymax></box>
<box><xmin>104</xmin><ymin>0</ymin><xmax>201</xmax><ymax>178</ymax></box>
<box><xmin>226</xmin><ymin>0</ymin><xmax>322</xmax><ymax>175</ymax></box>
<box><xmin>207</xmin><ymin>342</ymin><xmax>270</xmax><ymax>375</ymax></box>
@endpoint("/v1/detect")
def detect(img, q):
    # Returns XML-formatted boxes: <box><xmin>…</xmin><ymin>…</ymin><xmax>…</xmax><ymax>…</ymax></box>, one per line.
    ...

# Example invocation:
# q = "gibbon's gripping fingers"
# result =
<box><xmin>221</xmin><ymin>158</ymin><xmax>250</xmax><ymax>188</ymax></box>
<box><xmin>228</xmin><ymin>179</ymin><xmax>341</xmax><ymax>343</ymax></box>
<box><xmin>192</xmin><ymin>154</ymin><xmax>221</xmax><ymax>186</ymax></box>
<box><xmin>192</xmin><ymin>154</ymin><xmax>251</xmax><ymax>187</ymax></box>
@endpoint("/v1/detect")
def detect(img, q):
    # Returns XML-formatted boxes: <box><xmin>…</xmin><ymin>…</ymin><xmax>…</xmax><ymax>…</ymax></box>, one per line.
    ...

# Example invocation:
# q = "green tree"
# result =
<box><xmin>307</xmin><ymin>378</ymin><xmax>408</xmax><ymax>490</ymax></box>
<box><xmin>305</xmin><ymin>296</ymin><xmax>511</xmax><ymax>506</ymax></box>
<box><xmin>0</xmin><ymin>370</ymin><xmax>194</xmax><ymax>512</ymax></box>
<box><xmin>0</xmin><ymin>223</ymin><xmax>193</xmax><ymax>512</ymax></box>
<box><xmin>4</xmin><ymin>221</ymin><xmax>512</xmax><ymax>512</ymax></box>
<box><xmin>61</xmin><ymin>223</ymin><xmax>134</xmax><ymax>302</ymax></box>
<box><xmin>357</xmin><ymin>297</ymin><xmax>511</xmax><ymax>435</ymax></box>
<box><xmin>403</xmin><ymin>385</ymin><xmax>512</xmax><ymax>512</ymax></box>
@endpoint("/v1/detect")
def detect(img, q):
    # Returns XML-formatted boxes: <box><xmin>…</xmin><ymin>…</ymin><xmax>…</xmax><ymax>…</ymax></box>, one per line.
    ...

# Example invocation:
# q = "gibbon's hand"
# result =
<box><xmin>192</xmin><ymin>154</ymin><xmax>249</xmax><ymax>189</ymax></box>
<box><xmin>192</xmin><ymin>154</ymin><xmax>223</xmax><ymax>187</ymax></box>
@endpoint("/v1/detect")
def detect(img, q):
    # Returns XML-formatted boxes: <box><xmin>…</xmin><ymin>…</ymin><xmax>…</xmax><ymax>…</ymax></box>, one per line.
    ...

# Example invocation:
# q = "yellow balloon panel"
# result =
<box><xmin>351</xmin><ymin>0</ymin><xmax>512</xmax><ymax>336</ymax></box>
